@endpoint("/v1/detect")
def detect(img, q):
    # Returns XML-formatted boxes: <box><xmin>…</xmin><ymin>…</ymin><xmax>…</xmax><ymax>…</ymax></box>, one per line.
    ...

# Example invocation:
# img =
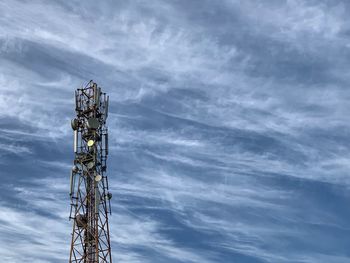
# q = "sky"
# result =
<box><xmin>0</xmin><ymin>0</ymin><xmax>350</xmax><ymax>262</ymax></box>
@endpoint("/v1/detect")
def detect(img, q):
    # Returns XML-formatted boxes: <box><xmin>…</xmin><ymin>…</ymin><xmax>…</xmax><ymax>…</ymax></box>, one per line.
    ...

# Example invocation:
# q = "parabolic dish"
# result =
<box><xmin>95</xmin><ymin>174</ymin><xmax>102</xmax><ymax>182</ymax></box>
<box><xmin>87</xmin><ymin>118</ymin><xmax>99</xmax><ymax>129</ymax></box>
<box><xmin>106</xmin><ymin>192</ymin><xmax>112</xmax><ymax>200</ymax></box>
<box><xmin>87</xmin><ymin>140</ymin><xmax>95</xmax><ymax>147</ymax></box>
<box><xmin>72</xmin><ymin>165</ymin><xmax>79</xmax><ymax>173</ymax></box>
<box><xmin>71</xmin><ymin>118</ymin><xmax>79</xmax><ymax>130</ymax></box>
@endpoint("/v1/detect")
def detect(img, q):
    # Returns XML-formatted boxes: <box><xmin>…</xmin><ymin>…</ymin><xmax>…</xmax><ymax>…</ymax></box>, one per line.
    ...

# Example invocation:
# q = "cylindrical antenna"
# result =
<box><xmin>95</xmin><ymin>87</ymin><xmax>101</xmax><ymax>106</ymax></box>
<box><xmin>105</xmin><ymin>133</ymin><xmax>109</xmax><ymax>156</ymax></box>
<box><xmin>74</xmin><ymin>130</ymin><xmax>78</xmax><ymax>153</ymax></box>
<box><xmin>105</xmin><ymin>95</ymin><xmax>109</xmax><ymax>120</ymax></box>
<box><xmin>75</xmin><ymin>90</ymin><xmax>79</xmax><ymax>111</ymax></box>
<box><xmin>70</xmin><ymin>171</ymin><xmax>76</xmax><ymax>196</ymax></box>
<box><xmin>95</xmin><ymin>187</ymin><xmax>100</xmax><ymax>214</ymax></box>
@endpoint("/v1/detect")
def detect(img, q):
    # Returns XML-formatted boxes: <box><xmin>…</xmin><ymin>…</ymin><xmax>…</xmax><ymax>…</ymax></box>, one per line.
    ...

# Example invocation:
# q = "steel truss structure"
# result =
<box><xmin>69</xmin><ymin>81</ymin><xmax>112</xmax><ymax>263</ymax></box>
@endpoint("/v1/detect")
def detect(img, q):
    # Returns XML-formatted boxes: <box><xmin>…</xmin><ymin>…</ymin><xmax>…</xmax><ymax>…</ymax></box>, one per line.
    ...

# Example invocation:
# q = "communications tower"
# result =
<box><xmin>69</xmin><ymin>81</ymin><xmax>112</xmax><ymax>262</ymax></box>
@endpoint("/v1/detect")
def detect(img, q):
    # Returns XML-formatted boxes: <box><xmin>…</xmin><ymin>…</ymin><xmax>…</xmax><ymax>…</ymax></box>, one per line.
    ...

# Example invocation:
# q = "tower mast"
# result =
<box><xmin>69</xmin><ymin>81</ymin><xmax>112</xmax><ymax>262</ymax></box>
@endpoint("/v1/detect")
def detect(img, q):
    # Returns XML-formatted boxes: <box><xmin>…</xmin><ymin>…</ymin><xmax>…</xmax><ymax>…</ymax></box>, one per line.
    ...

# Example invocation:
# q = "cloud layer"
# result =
<box><xmin>1</xmin><ymin>0</ymin><xmax>350</xmax><ymax>262</ymax></box>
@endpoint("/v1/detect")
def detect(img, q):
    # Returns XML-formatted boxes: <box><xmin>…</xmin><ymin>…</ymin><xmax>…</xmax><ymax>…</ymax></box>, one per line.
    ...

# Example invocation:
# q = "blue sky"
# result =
<box><xmin>0</xmin><ymin>0</ymin><xmax>350</xmax><ymax>262</ymax></box>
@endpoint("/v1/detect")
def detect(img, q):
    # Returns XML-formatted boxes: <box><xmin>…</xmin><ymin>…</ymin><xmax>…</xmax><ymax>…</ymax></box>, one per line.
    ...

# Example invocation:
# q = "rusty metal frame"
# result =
<box><xmin>69</xmin><ymin>81</ymin><xmax>112</xmax><ymax>263</ymax></box>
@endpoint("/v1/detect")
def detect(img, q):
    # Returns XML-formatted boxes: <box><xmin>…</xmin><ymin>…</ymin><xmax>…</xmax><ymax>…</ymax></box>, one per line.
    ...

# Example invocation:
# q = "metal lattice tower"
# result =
<box><xmin>69</xmin><ymin>81</ymin><xmax>112</xmax><ymax>263</ymax></box>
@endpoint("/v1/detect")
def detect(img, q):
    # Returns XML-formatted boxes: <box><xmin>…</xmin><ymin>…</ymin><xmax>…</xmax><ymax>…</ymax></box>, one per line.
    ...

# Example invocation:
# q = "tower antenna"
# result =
<box><xmin>69</xmin><ymin>81</ymin><xmax>112</xmax><ymax>262</ymax></box>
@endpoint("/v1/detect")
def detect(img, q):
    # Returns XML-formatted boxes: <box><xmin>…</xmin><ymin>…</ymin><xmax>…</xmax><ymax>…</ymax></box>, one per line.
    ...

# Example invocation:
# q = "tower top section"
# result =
<box><xmin>73</xmin><ymin>80</ymin><xmax>109</xmax><ymax>125</ymax></box>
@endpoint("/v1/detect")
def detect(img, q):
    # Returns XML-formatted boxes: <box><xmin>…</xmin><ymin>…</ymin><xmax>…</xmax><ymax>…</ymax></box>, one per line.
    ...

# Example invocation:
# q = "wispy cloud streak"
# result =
<box><xmin>0</xmin><ymin>0</ymin><xmax>350</xmax><ymax>262</ymax></box>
